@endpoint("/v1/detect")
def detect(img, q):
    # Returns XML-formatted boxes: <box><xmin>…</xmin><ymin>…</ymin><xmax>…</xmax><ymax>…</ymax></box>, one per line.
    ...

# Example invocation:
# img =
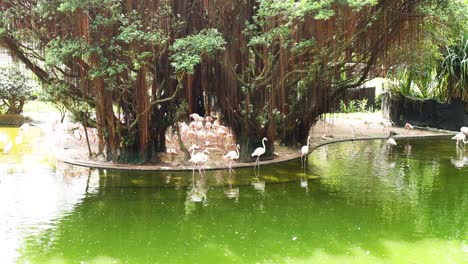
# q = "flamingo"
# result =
<box><xmin>15</xmin><ymin>132</ymin><xmax>23</xmax><ymax>152</ymax></box>
<box><xmin>460</xmin><ymin>126</ymin><xmax>468</xmax><ymax>136</ymax></box>
<box><xmin>19</xmin><ymin>123</ymin><xmax>31</xmax><ymax>132</ymax></box>
<box><xmin>0</xmin><ymin>132</ymin><xmax>8</xmax><ymax>144</ymax></box>
<box><xmin>189</xmin><ymin>149</ymin><xmax>210</xmax><ymax>180</ymax></box>
<box><xmin>300</xmin><ymin>136</ymin><xmax>311</xmax><ymax>168</ymax></box>
<box><xmin>251</xmin><ymin>137</ymin><xmax>268</xmax><ymax>170</ymax></box>
<box><xmin>212</xmin><ymin>119</ymin><xmax>221</xmax><ymax>130</ymax></box>
<box><xmin>195</xmin><ymin>121</ymin><xmax>204</xmax><ymax>130</ymax></box>
<box><xmin>363</xmin><ymin>119</ymin><xmax>371</xmax><ymax>135</ymax></box>
<box><xmin>216</xmin><ymin>126</ymin><xmax>228</xmax><ymax>146</ymax></box>
<box><xmin>387</xmin><ymin>136</ymin><xmax>397</xmax><ymax>149</ymax></box>
<box><xmin>404</xmin><ymin>123</ymin><xmax>414</xmax><ymax>135</ymax></box>
<box><xmin>189</xmin><ymin>113</ymin><xmax>204</xmax><ymax>122</ymax></box>
<box><xmin>452</xmin><ymin>132</ymin><xmax>468</xmax><ymax>148</ymax></box>
<box><xmin>3</xmin><ymin>140</ymin><xmax>13</xmax><ymax>154</ymax></box>
<box><xmin>224</xmin><ymin>144</ymin><xmax>240</xmax><ymax>175</ymax></box>
<box><xmin>380</xmin><ymin>120</ymin><xmax>392</xmax><ymax>135</ymax></box>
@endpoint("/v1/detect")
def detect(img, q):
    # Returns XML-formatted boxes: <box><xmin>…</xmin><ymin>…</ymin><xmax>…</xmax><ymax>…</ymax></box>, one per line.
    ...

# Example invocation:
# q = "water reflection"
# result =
<box><xmin>0</xmin><ymin>163</ymin><xmax>92</xmax><ymax>263</ymax></box>
<box><xmin>251</xmin><ymin>178</ymin><xmax>266</xmax><ymax>193</ymax></box>
<box><xmin>2</xmin><ymin>136</ymin><xmax>468</xmax><ymax>263</ymax></box>
<box><xmin>187</xmin><ymin>182</ymin><xmax>208</xmax><ymax>203</ymax></box>
<box><xmin>451</xmin><ymin>147</ymin><xmax>468</xmax><ymax>168</ymax></box>
<box><xmin>224</xmin><ymin>172</ymin><xmax>239</xmax><ymax>201</ymax></box>
<box><xmin>224</xmin><ymin>186</ymin><xmax>239</xmax><ymax>200</ymax></box>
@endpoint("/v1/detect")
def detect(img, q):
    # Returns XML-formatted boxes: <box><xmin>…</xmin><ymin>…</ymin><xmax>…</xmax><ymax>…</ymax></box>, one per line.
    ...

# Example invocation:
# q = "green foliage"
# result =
<box><xmin>436</xmin><ymin>35</ymin><xmax>468</xmax><ymax>101</ymax></box>
<box><xmin>375</xmin><ymin>94</ymin><xmax>383</xmax><ymax>110</ymax></box>
<box><xmin>339</xmin><ymin>100</ymin><xmax>349</xmax><ymax>113</ymax></box>
<box><xmin>175</xmin><ymin>100</ymin><xmax>188</xmax><ymax>122</ymax></box>
<box><xmin>45</xmin><ymin>37</ymin><xmax>91</xmax><ymax>66</ymax></box>
<box><xmin>357</xmin><ymin>98</ymin><xmax>368</xmax><ymax>112</ymax></box>
<box><xmin>0</xmin><ymin>114</ymin><xmax>32</xmax><ymax>126</ymax></box>
<box><xmin>388</xmin><ymin>65</ymin><xmax>437</xmax><ymax>100</ymax></box>
<box><xmin>0</xmin><ymin>67</ymin><xmax>37</xmax><ymax>114</ymax></box>
<box><xmin>339</xmin><ymin>98</ymin><xmax>369</xmax><ymax>113</ymax></box>
<box><xmin>388</xmin><ymin>0</ymin><xmax>467</xmax><ymax>101</ymax></box>
<box><xmin>388</xmin><ymin>67</ymin><xmax>414</xmax><ymax>97</ymax></box>
<box><xmin>170</xmin><ymin>29</ymin><xmax>226</xmax><ymax>75</ymax></box>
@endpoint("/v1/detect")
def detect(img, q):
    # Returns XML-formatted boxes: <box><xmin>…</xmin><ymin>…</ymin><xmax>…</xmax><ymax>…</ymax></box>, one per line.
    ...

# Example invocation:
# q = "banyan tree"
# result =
<box><xmin>0</xmin><ymin>0</ymin><xmax>438</xmax><ymax>163</ymax></box>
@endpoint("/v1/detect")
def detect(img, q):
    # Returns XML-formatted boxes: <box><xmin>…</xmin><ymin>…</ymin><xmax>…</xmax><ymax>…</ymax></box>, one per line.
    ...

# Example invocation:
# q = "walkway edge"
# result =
<box><xmin>58</xmin><ymin>132</ymin><xmax>451</xmax><ymax>171</ymax></box>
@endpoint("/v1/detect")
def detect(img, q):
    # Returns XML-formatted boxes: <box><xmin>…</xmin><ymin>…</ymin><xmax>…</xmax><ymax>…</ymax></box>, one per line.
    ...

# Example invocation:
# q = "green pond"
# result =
<box><xmin>1</xmin><ymin>128</ymin><xmax>467</xmax><ymax>263</ymax></box>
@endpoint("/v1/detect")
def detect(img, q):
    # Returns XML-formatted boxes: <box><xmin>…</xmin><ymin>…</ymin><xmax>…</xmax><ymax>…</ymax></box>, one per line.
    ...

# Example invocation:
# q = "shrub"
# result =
<box><xmin>0</xmin><ymin>114</ymin><xmax>33</xmax><ymax>126</ymax></box>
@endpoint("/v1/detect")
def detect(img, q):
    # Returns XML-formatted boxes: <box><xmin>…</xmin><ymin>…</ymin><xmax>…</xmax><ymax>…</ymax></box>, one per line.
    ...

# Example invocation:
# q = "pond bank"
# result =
<box><xmin>57</xmin><ymin>113</ymin><xmax>451</xmax><ymax>171</ymax></box>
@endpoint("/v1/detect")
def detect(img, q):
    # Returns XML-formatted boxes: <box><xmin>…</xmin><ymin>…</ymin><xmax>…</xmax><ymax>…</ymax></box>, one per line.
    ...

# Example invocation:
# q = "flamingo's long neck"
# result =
<box><xmin>262</xmin><ymin>138</ymin><xmax>266</xmax><ymax>150</ymax></box>
<box><xmin>236</xmin><ymin>145</ymin><xmax>240</xmax><ymax>158</ymax></box>
<box><xmin>307</xmin><ymin>136</ymin><xmax>311</xmax><ymax>147</ymax></box>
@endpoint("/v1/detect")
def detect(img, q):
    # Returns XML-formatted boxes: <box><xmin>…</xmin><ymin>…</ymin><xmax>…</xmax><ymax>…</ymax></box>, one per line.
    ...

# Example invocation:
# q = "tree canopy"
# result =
<box><xmin>0</xmin><ymin>0</ymin><xmax>463</xmax><ymax>163</ymax></box>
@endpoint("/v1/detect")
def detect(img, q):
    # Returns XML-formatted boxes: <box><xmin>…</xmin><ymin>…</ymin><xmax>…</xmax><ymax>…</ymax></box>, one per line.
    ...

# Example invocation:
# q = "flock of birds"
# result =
<box><xmin>178</xmin><ymin>113</ymin><xmax>271</xmax><ymax>180</ymax></box>
<box><xmin>4</xmin><ymin>116</ymin><xmax>468</xmax><ymax>178</ymax></box>
<box><xmin>0</xmin><ymin>123</ymin><xmax>30</xmax><ymax>155</ymax></box>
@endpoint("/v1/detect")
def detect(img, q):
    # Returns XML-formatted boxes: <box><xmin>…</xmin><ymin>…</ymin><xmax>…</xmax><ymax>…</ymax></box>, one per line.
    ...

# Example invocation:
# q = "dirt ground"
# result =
<box><xmin>47</xmin><ymin>112</ymin><xmax>449</xmax><ymax>170</ymax></box>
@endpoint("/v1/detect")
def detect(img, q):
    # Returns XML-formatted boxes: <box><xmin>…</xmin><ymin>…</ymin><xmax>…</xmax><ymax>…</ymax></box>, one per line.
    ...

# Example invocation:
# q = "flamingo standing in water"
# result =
<box><xmin>3</xmin><ymin>140</ymin><xmax>13</xmax><ymax>154</ymax></box>
<box><xmin>386</xmin><ymin>136</ymin><xmax>397</xmax><ymax>154</ymax></box>
<box><xmin>452</xmin><ymin>132</ymin><xmax>468</xmax><ymax>148</ymax></box>
<box><xmin>251</xmin><ymin>137</ymin><xmax>267</xmax><ymax>170</ymax></box>
<box><xmin>19</xmin><ymin>123</ymin><xmax>31</xmax><ymax>132</ymax></box>
<box><xmin>15</xmin><ymin>132</ymin><xmax>23</xmax><ymax>153</ymax></box>
<box><xmin>224</xmin><ymin>144</ymin><xmax>240</xmax><ymax>176</ymax></box>
<box><xmin>300</xmin><ymin>136</ymin><xmax>311</xmax><ymax>168</ymax></box>
<box><xmin>189</xmin><ymin>149</ymin><xmax>210</xmax><ymax>181</ymax></box>
<box><xmin>460</xmin><ymin>126</ymin><xmax>468</xmax><ymax>136</ymax></box>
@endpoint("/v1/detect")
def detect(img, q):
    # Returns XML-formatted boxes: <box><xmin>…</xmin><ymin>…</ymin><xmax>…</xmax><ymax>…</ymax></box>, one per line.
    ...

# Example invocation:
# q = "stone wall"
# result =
<box><xmin>385</xmin><ymin>94</ymin><xmax>468</xmax><ymax>131</ymax></box>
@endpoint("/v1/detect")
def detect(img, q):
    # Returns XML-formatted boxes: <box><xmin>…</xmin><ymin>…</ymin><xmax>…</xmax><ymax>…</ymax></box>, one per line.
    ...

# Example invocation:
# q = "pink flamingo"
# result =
<box><xmin>404</xmin><ymin>123</ymin><xmax>414</xmax><ymax>135</ymax></box>
<box><xmin>189</xmin><ymin>113</ymin><xmax>204</xmax><ymax>122</ymax></box>
<box><xmin>224</xmin><ymin>144</ymin><xmax>240</xmax><ymax>176</ymax></box>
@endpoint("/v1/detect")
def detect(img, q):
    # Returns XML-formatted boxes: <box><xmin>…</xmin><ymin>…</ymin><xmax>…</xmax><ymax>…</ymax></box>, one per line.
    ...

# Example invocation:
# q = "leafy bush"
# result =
<box><xmin>0</xmin><ymin>114</ymin><xmax>32</xmax><ymax>126</ymax></box>
<box><xmin>0</xmin><ymin>67</ymin><xmax>37</xmax><ymax>114</ymax></box>
<box><xmin>340</xmin><ymin>99</ymin><xmax>370</xmax><ymax>113</ymax></box>
<box><xmin>375</xmin><ymin>94</ymin><xmax>383</xmax><ymax>110</ymax></box>
<box><xmin>436</xmin><ymin>35</ymin><xmax>468</xmax><ymax>102</ymax></box>
<box><xmin>357</xmin><ymin>98</ymin><xmax>368</xmax><ymax>112</ymax></box>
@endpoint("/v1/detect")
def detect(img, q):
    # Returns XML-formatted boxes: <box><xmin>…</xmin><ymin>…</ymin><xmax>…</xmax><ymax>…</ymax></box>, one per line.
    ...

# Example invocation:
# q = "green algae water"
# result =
<box><xmin>1</xmin><ymin>133</ymin><xmax>467</xmax><ymax>263</ymax></box>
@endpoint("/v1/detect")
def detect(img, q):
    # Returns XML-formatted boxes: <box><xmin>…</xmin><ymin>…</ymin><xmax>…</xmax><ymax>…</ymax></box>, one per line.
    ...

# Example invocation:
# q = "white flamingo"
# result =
<box><xmin>3</xmin><ymin>140</ymin><xmax>13</xmax><ymax>154</ymax></box>
<box><xmin>0</xmin><ymin>132</ymin><xmax>8</xmax><ymax>144</ymax></box>
<box><xmin>19</xmin><ymin>123</ymin><xmax>31</xmax><ymax>132</ymax></box>
<box><xmin>189</xmin><ymin>149</ymin><xmax>210</xmax><ymax>181</ymax></box>
<box><xmin>452</xmin><ymin>132</ymin><xmax>468</xmax><ymax>148</ymax></box>
<box><xmin>300</xmin><ymin>136</ymin><xmax>311</xmax><ymax>168</ymax></box>
<box><xmin>15</xmin><ymin>132</ymin><xmax>23</xmax><ymax>152</ymax></box>
<box><xmin>386</xmin><ymin>136</ymin><xmax>397</xmax><ymax>152</ymax></box>
<box><xmin>363</xmin><ymin>119</ymin><xmax>371</xmax><ymax>135</ymax></box>
<box><xmin>251</xmin><ymin>137</ymin><xmax>267</xmax><ymax>170</ymax></box>
<box><xmin>189</xmin><ymin>113</ymin><xmax>204</xmax><ymax>122</ymax></box>
<box><xmin>380</xmin><ymin>120</ymin><xmax>392</xmax><ymax>135</ymax></box>
<box><xmin>224</xmin><ymin>144</ymin><xmax>240</xmax><ymax>175</ymax></box>
<box><xmin>460</xmin><ymin>126</ymin><xmax>468</xmax><ymax>136</ymax></box>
